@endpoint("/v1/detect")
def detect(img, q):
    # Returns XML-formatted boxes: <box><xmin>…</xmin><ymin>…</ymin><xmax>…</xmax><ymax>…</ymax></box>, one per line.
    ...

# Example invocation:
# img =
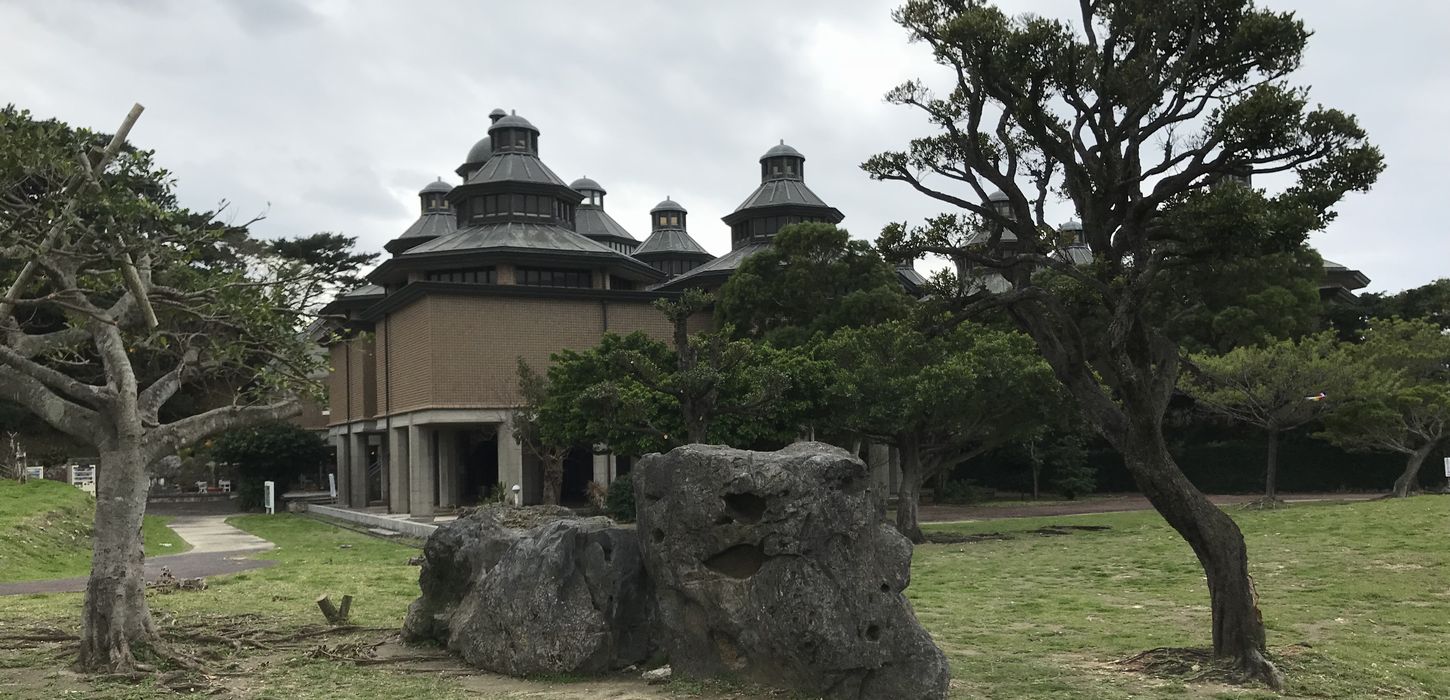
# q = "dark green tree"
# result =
<box><xmin>209</xmin><ymin>422</ymin><xmax>327</xmax><ymax>509</ymax></box>
<box><xmin>863</xmin><ymin>1</ymin><xmax>1382</xmax><ymax>684</ymax></box>
<box><xmin>716</xmin><ymin>222</ymin><xmax>911</xmax><ymax>346</ymax></box>
<box><xmin>817</xmin><ymin>319</ymin><xmax>1057</xmax><ymax>542</ymax></box>
<box><xmin>513</xmin><ymin>359</ymin><xmax>571</xmax><ymax>506</ymax></box>
<box><xmin>1319</xmin><ymin>318</ymin><xmax>1450</xmax><ymax>497</ymax></box>
<box><xmin>1324</xmin><ymin>278</ymin><xmax>1450</xmax><ymax>339</ymax></box>
<box><xmin>1182</xmin><ymin>332</ymin><xmax>1355</xmax><ymax>504</ymax></box>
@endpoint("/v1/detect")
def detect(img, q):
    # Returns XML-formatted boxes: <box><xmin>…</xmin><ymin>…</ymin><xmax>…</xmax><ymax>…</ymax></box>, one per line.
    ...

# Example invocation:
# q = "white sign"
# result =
<box><xmin>70</xmin><ymin>464</ymin><xmax>96</xmax><ymax>495</ymax></box>
<box><xmin>23</xmin><ymin>466</ymin><xmax>44</xmax><ymax>480</ymax></box>
<box><xmin>264</xmin><ymin>480</ymin><xmax>276</xmax><ymax>515</ymax></box>
<box><xmin>328</xmin><ymin>473</ymin><xmax>337</xmax><ymax>499</ymax></box>
<box><xmin>1443</xmin><ymin>457</ymin><xmax>1449</xmax><ymax>479</ymax></box>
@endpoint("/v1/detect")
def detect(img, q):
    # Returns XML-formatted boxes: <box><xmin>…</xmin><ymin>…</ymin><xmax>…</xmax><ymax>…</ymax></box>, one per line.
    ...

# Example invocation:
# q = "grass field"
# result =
<box><xmin>0</xmin><ymin>478</ymin><xmax>188</xmax><ymax>582</ymax></box>
<box><xmin>1</xmin><ymin>496</ymin><xmax>1447</xmax><ymax>698</ymax></box>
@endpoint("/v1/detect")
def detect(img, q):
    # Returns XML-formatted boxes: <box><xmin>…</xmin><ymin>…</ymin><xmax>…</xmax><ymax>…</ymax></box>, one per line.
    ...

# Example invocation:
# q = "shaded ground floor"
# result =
<box><xmin>328</xmin><ymin>412</ymin><xmax>910</xmax><ymax>518</ymax></box>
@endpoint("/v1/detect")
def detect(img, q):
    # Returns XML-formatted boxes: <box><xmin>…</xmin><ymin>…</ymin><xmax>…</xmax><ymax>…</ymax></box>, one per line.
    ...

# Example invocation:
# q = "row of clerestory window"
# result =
<box><xmin>517</xmin><ymin>267</ymin><xmax>592</xmax><ymax>288</ymax></box>
<box><xmin>425</xmin><ymin>267</ymin><xmax>496</xmax><ymax>284</ymax></box>
<box><xmin>470</xmin><ymin>194</ymin><xmax>574</xmax><ymax>224</ymax></box>
<box><xmin>730</xmin><ymin>214</ymin><xmax>821</xmax><ymax>247</ymax></box>
<box><xmin>650</xmin><ymin>258</ymin><xmax>702</xmax><ymax>277</ymax></box>
<box><xmin>655</xmin><ymin>213</ymin><xmax>683</xmax><ymax>228</ymax></box>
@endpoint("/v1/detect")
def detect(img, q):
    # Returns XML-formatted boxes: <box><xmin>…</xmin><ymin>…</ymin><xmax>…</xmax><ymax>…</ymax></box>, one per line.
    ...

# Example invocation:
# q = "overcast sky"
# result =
<box><xmin>2</xmin><ymin>0</ymin><xmax>1444</xmax><ymax>293</ymax></box>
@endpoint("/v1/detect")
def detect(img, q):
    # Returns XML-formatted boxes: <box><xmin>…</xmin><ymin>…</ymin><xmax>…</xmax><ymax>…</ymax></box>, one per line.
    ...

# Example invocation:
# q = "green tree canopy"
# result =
<box><xmin>862</xmin><ymin>0</ymin><xmax>1382</xmax><ymax>683</ymax></box>
<box><xmin>816</xmin><ymin>318</ymin><xmax>1058</xmax><ymax>542</ymax></box>
<box><xmin>1319</xmin><ymin>318</ymin><xmax>1450</xmax><ymax>497</ymax></box>
<box><xmin>1182</xmin><ymin>332</ymin><xmax>1355</xmax><ymax>502</ymax></box>
<box><xmin>716</xmin><ymin>222</ymin><xmax>911</xmax><ymax>346</ymax></box>
<box><xmin>209</xmin><ymin>422</ymin><xmax>328</xmax><ymax>510</ymax></box>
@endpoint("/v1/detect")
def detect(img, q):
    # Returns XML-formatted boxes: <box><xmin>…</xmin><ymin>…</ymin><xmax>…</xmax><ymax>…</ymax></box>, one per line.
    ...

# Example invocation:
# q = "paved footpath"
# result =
<box><xmin>0</xmin><ymin>515</ymin><xmax>276</xmax><ymax>597</ymax></box>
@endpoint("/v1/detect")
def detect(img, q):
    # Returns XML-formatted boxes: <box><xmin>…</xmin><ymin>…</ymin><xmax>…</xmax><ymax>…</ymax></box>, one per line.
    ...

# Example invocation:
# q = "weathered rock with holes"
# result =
<box><xmin>634</xmin><ymin>442</ymin><xmax>949</xmax><ymax>700</ymax></box>
<box><xmin>402</xmin><ymin>506</ymin><xmax>654</xmax><ymax>675</ymax></box>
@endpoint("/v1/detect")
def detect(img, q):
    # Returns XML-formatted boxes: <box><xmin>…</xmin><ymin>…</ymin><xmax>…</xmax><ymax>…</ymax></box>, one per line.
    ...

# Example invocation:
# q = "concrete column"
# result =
<box><xmin>388</xmin><ymin>427</ymin><xmax>410</xmax><ymax>514</ymax></box>
<box><xmin>348</xmin><ymin>432</ymin><xmax>368</xmax><ymax>507</ymax></box>
<box><xmin>592</xmin><ymin>452</ymin><xmax>609</xmax><ymax>486</ymax></box>
<box><xmin>333</xmin><ymin>435</ymin><xmax>350</xmax><ymax>507</ymax></box>
<box><xmin>497</xmin><ymin>419</ymin><xmax>523</xmax><ymax>503</ymax></box>
<box><xmin>436</xmin><ymin>428</ymin><xmax>457</xmax><ymax>509</ymax></box>
<box><xmin>408</xmin><ymin>424</ymin><xmax>435</xmax><ymax>519</ymax></box>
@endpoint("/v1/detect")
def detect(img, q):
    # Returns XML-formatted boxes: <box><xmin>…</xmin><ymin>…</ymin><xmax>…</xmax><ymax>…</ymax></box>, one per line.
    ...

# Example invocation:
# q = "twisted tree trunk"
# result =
<box><xmin>1121</xmin><ymin>419</ymin><xmax>1282</xmax><ymax>689</ymax></box>
<box><xmin>78</xmin><ymin>438</ymin><xmax>155</xmax><ymax>671</ymax></box>
<box><xmin>1391</xmin><ymin>443</ymin><xmax>1435</xmax><ymax>498</ymax></box>
<box><xmin>894</xmin><ymin>436</ymin><xmax>925</xmax><ymax>544</ymax></box>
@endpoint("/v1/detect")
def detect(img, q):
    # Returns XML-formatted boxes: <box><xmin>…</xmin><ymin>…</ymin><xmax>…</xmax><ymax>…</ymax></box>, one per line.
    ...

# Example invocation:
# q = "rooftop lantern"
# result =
<box><xmin>571</xmin><ymin>176</ymin><xmax>606</xmax><ymax>208</ymax></box>
<box><xmin>759</xmin><ymin>140</ymin><xmax>805</xmax><ymax>182</ymax></box>
<box><xmin>488</xmin><ymin>110</ymin><xmax>540</xmax><ymax>156</ymax></box>
<box><xmin>651</xmin><ymin>197</ymin><xmax>687</xmax><ymax>231</ymax></box>
<box><xmin>455</xmin><ymin>107</ymin><xmax>511</xmax><ymax>179</ymax></box>
<box><xmin>1058</xmin><ymin>219</ymin><xmax>1083</xmax><ymax>245</ymax></box>
<box><xmin>986</xmin><ymin>189</ymin><xmax>1013</xmax><ymax>220</ymax></box>
<box><xmin>419</xmin><ymin>178</ymin><xmax>452</xmax><ymax>213</ymax></box>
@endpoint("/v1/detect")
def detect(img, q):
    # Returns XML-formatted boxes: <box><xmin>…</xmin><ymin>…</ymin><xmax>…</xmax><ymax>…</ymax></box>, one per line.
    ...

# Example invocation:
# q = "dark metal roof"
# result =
<box><xmin>420</xmin><ymin>178</ymin><xmax>453</xmax><ymax>194</ymax></box>
<box><xmin>1322</xmin><ymin>258</ymin><xmax>1370</xmax><ymax>291</ymax></box>
<box><xmin>384</xmin><ymin>210</ymin><xmax>458</xmax><ymax>254</ymax></box>
<box><xmin>653</xmin><ymin>240</ymin><xmax>771</xmax><ymax>290</ymax></box>
<box><xmin>1059</xmin><ymin>219</ymin><xmax>1082</xmax><ymax>232</ymax></box>
<box><xmin>895</xmin><ymin>262</ymin><xmax>927</xmax><ymax>293</ymax></box>
<box><xmin>489</xmin><ymin>114</ymin><xmax>538</xmax><ymax>133</ymax></box>
<box><xmin>760</xmin><ymin>141</ymin><xmax>803</xmax><ymax>161</ymax></box>
<box><xmin>729</xmin><ymin>179</ymin><xmax>840</xmax><ymax>216</ymax></box>
<box><xmin>464</xmin><ymin>137</ymin><xmax>492</xmax><ymax>165</ymax></box>
<box><xmin>575</xmin><ymin>206</ymin><xmax>639</xmax><ymax>244</ymax></box>
<box><xmin>988</xmin><ymin>189</ymin><xmax>1009</xmax><ymax>202</ymax></box>
<box><xmin>489</xmin><ymin>108</ymin><xmax>508</xmax><ymax>120</ymax></box>
<box><xmin>404</xmin><ymin>221</ymin><xmax>635</xmax><ymax>258</ymax></box>
<box><xmin>650</xmin><ymin>198</ymin><xmax>687</xmax><ymax>214</ymax></box>
<box><xmin>341</xmin><ymin>284</ymin><xmax>385</xmax><ymax>298</ymax></box>
<box><xmin>465</xmin><ymin>152</ymin><xmax>569</xmax><ymax>187</ymax></box>
<box><xmin>570</xmin><ymin>176</ymin><xmax>604</xmax><ymax>193</ymax></box>
<box><xmin>634</xmin><ymin>229</ymin><xmax>712</xmax><ymax>258</ymax></box>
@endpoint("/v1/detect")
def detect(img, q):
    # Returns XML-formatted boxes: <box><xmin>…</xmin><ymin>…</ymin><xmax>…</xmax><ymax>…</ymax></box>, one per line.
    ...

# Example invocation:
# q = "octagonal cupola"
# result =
<box><xmin>489</xmin><ymin>111</ymin><xmax>541</xmax><ymax>156</ymax></box>
<box><xmin>760</xmin><ymin>140</ymin><xmax>805</xmax><ymax>182</ymax></box>
<box><xmin>455</xmin><ymin>108</ymin><xmax>509</xmax><ymax>179</ymax></box>
<box><xmin>571</xmin><ymin>176</ymin><xmax>638</xmax><ymax>254</ymax></box>
<box><xmin>383</xmin><ymin>178</ymin><xmax>459</xmax><ymax>255</ymax></box>
<box><xmin>651</xmin><ymin>197</ymin><xmax>687</xmax><ymax>231</ymax></box>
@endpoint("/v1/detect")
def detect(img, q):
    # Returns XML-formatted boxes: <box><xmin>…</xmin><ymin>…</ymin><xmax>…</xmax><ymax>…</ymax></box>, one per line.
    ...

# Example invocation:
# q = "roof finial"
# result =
<box><xmin>779</xmin><ymin>139</ymin><xmax>784</xmax><ymax>145</ymax></box>
<box><xmin>511</xmin><ymin>109</ymin><xmax>517</xmax><ymax>116</ymax></box>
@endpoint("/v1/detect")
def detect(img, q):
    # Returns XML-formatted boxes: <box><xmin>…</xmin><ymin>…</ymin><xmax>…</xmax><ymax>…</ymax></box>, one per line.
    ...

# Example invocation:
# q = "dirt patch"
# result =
<box><xmin>925</xmin><ymin>524</ymin><xmax>1111</xmax><ymax>545</ymax></box>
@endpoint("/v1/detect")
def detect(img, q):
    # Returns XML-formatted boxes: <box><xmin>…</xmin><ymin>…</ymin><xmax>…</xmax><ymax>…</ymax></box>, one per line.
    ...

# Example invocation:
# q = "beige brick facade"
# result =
<box><xmin>327</xmin><ymin>291</ymin><xmax>689</xmax><ymax>423</ymax></box>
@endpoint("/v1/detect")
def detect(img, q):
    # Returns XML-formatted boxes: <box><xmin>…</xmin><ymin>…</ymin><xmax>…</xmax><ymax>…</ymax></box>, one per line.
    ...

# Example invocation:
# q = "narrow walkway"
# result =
<box><xmin>0</xmin><ymin>515</ymin><xmax>276</xmax><ymax>597</ymax></box>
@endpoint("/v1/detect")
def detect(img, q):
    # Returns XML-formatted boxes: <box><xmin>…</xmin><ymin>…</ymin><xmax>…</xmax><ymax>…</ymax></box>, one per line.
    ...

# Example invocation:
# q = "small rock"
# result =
<box><xmin>642</xmin><ymin>665</ymin><xmax>671</xmax><ymax>684</ymax></box>
<box><xmin>338</xmin><ymin>544</ymin><xmax>353</xmax><ymax>549</ymax></box>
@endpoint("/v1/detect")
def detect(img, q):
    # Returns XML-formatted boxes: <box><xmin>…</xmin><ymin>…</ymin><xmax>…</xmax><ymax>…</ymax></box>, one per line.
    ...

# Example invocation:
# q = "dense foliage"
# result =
<box><xmin>209</xmin><ymin>422</ymin><xmax>328</xmax><ymax>510</ymax></box>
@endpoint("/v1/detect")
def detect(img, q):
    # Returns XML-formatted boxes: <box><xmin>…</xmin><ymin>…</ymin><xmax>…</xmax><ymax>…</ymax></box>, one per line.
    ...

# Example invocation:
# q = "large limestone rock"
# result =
<box><xmin>634</xmin><ymin>442</ymin><xmax>950</xmax><ymax>700</ymax></box>
<box><xmin>403</xmin><ymin>506</ymin><xmax>654</xmax><ymax>675</ymax></box>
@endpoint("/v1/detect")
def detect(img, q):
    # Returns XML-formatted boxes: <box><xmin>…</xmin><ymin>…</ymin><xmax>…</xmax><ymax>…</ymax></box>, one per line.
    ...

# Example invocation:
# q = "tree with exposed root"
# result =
<box><xmin>0</xmin><ymin>105</ymin><xmax>369</xmax><ymax>671</ymax></box>
<box><xmin>863</xmin><ymin>0</ymin><xmax>1382</xmax><ymax>687</ymax></box>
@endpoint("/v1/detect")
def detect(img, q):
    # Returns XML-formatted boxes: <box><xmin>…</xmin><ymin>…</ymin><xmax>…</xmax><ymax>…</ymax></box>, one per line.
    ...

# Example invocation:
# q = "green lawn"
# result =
<box><xmin>2</xmin><ymin>497</ymin><xmax>1448</xmax><ymax>698</ymax></box>
<box><xmin>0</xmin><ymin>478</ymin><xmax>188</xmax><ymax>582</ymax></box>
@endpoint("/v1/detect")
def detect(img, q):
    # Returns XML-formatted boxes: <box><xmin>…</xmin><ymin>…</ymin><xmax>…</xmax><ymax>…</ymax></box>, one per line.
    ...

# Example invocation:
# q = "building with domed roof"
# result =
<box><xmin>318</xmin><ymin>112</ymin><xmax>922</xmax><ymax>516</ymax></box>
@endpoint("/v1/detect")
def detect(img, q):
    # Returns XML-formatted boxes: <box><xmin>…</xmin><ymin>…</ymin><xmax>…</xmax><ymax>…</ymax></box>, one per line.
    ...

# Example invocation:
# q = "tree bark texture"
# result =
<box><xmin>541</xmin><ymin>454</ymin><xmax>564</xmax><ymax>506</ymax></box>
<box><xmin>1120</xmin><ymin>420</ymin><xmax>1283</xmax><ymax>688</ymax></box>
<box><xmin>894</xmin><ymin>437</ymin><xmax>925</xmax><ymax>544</ymax></box>
<box><xmin>78</xmin><ymin>442</ymin><xmax>156</xmax><ymax>671</ymax></box>
<box><xmin>1391</xmin><ymin>443</ymin><xmax>1435</xmax><ymax>498</ymax></box>
<box><xmin>1264</xmin><ymin>429</ymin><xmax>1281</xmax><ymax>502</ymax></box>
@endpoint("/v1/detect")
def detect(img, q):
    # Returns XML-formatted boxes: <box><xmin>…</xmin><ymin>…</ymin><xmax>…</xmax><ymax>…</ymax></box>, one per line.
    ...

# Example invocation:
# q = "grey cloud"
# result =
<box><xmin>0</xmin><ymin>0</ymin><xmax>1442</xmax><ymax>292</ymax></box>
